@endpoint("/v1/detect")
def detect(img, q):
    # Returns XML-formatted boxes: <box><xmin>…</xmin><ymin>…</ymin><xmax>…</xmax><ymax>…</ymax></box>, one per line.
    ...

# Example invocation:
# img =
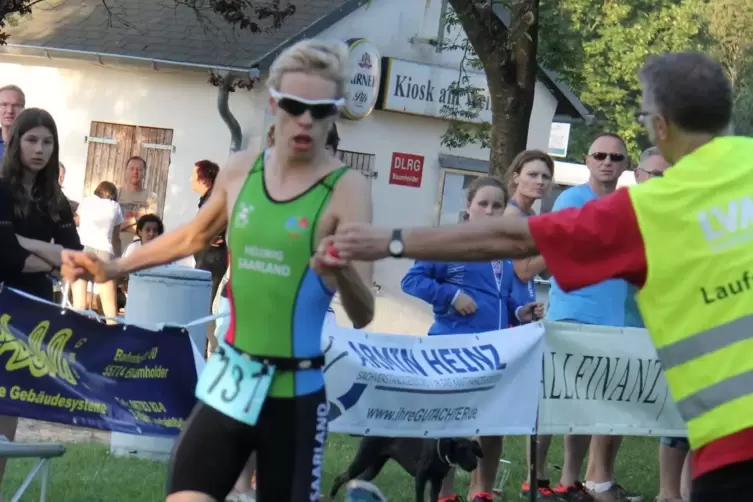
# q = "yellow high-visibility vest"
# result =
<box><xmin>629</xmin><ymin>136</ymin><xmax>753</xmax><ymax>449</ymax></box>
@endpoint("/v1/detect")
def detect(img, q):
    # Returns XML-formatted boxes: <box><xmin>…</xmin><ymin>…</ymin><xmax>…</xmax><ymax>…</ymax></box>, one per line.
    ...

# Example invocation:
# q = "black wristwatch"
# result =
<box><xmin>388</xmin><ymin>229</ymin><xmax>405</xmax><ymax>258</ymax></box>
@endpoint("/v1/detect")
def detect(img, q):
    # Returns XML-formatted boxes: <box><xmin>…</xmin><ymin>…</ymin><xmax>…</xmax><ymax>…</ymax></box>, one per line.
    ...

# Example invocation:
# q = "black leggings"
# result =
<box><xmin>690</xmin><ymin>459</ymin><xmax>753</xmax><ymax>502</ymax></box>
<box><xmin>168</xmin><ymin>389</ymin><xmax>328</xmax><ymax>501</ymax></box>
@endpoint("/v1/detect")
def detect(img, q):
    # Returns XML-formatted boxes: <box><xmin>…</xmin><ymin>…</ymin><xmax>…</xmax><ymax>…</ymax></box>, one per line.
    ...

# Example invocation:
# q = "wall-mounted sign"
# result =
<box><xmin>379</xmin><ymin>58</ymin><xmax>492</xmax><ymax>123</ymax></box>
<box><xmin>389</xmin><ymin>152</ymin><xmax>424</xmax><ymax>188</ymax></box>
<box><xmin>341</xmin><ymin>38</ymin><xmax>381</xmax><ymax>120</ymax></box>
<box><xmin>548</xmin><ymin>122</ymin><xmax>571</xmax><ymax>158</ymax></box>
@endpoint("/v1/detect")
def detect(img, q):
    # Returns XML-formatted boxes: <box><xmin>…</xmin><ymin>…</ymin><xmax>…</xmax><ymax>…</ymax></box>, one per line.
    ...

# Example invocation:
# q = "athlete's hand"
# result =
<box><xmin>311</xmin><ymin>237</ymin><xmax>348</xmax><ymax>276</ymax></box>
<box><xmin>518</xmin><ymin>301</ymin><xmax>545</xmax><ymax>323</ymax></box>
<box><xmin>330</xmin><ymin>223</ymin><xmax>391</xmax><ymax>262</ymax></box>
<box><xmin>61</xmin><ymin>250</ymin><xmax>119</xmax><ymax>284</ymax></box>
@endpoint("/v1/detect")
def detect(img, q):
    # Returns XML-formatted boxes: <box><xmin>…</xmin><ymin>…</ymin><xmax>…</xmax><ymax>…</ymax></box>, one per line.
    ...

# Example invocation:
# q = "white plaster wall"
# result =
<box><xmin>0</xmin><ymin>0</ymin><xmax>565</xmax><ymax>336</ymax></box>
<box><xmin>310</xmin><ymin>0</ymin><xmax>560</xmax><ymax>335</ymax></box>
<box><xmin>0</xmin><ymin>55</ymin><xmax>268</xmax><ymax>231</ymax></box>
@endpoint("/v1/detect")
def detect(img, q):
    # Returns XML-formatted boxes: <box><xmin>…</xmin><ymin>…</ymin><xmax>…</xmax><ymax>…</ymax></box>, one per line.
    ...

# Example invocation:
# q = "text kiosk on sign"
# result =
<box><xmin>389</xmin><ymin>152</ymin><xmax>424</xmax><ymax>188</ymax></box>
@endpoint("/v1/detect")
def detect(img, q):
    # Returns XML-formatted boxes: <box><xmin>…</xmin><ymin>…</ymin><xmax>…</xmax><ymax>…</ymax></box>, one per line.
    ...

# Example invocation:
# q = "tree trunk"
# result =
<box><xmin>449</xmin><ymin>0</ymin><xmax>540</xmax><ymax>179</ymax></box>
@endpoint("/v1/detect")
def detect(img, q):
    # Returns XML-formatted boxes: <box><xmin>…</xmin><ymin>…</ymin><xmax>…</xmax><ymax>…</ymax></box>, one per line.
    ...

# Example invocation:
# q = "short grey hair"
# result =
<box><xmin>639</xmin><ymin>52</ymin><xmax>731</xmax><ymax>134</ymax></box>
<box><xmin>0</xmin><ymin>84</ymin><xmax>26</xmax><ymax>107</ymax></box>
<box><xmin>639</xmin><ymin>146</ymin><xmax>661</xmax><ymax>164</ymax></box>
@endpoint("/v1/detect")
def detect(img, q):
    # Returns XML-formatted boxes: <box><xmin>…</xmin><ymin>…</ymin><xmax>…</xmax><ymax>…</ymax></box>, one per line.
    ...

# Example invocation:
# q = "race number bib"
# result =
<box><xmin>195</xmin><ymin>342</ymin><xmax>275</xmax><ymax>426</ymax></box>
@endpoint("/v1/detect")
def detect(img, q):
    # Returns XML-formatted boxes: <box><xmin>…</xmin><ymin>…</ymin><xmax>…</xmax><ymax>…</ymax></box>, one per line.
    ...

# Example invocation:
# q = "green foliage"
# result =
<box><xmin>560</xmin><ymin>0</ymin><xmax>706</xmax><ymax>162</ymax></box>
<box><xmin>706</xmin><ymin>0</ymin><xmax>753</xmax><ymax>135</ymax></box>
<box><xmin>437</xmin><ymin>8</ymin><xmax>492</xmax><ymax>150</ymax></box>
<box><xmin>442</xmin><ymin>0</ymin><xmax>721</xmax><ymax>165</ymax></box>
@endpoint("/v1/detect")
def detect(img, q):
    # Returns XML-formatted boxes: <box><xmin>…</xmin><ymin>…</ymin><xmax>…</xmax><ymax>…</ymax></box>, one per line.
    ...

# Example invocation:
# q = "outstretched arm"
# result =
<box><xmin>64</xmin><ymin>154</ymin><xmax>247</xmax><ymax>284</ymax></box>
<box><xmin>331</xmin><ymin>188</ymin><xmax>648</xmax><ymax>292</ymax></box>
<box><xmin>112</xmin><ymin>176</ymin><xmax>228</xmax><ymax>277</ymax></box>
<box><xmin>401</xmin><ymin>216</ymin><xmax>537</xmax><ymax>261</ymax></box>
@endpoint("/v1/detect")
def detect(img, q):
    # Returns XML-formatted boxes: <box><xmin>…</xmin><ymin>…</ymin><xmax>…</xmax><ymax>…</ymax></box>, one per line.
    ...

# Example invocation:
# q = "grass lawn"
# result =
<box><xmin>1</xmin><ymin>434</ymin><xmax>661</xmax><ymax>501</ymax></box>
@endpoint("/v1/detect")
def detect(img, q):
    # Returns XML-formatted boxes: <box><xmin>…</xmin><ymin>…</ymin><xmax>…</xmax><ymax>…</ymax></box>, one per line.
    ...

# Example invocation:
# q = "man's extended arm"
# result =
<box><xmin>332</xmin><ymin>188</ymin><xmax>647</xmax><ymax>293</ymax></box>
<box><xmin>401</xmin><ymin>216</ymin><xmax>538</xmax><ymax>262</ymax></box>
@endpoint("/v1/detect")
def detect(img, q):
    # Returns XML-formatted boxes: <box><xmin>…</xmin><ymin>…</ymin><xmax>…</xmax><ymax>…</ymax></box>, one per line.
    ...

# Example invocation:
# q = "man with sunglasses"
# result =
<box><xmin>61</xmin><ymin>39</ymin><xmax>375</xmax><ymax>502</ymax></box>
<box><xmin>517</xmin><ymin>134</ymin><xmax>638</xmax><ymax>502</ymax></box>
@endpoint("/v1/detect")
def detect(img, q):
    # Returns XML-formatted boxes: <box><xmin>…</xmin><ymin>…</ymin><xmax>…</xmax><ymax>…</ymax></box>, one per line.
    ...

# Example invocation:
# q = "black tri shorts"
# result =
<box><xmin>168</xmin><ymin>388</ymin><xmax>328</xmax><ymax>501</ymax></box>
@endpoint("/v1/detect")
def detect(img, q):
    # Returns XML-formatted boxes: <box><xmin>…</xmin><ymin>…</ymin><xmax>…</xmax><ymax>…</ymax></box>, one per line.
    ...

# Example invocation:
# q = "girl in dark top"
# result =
<box><xmin>0</xmin><ymin>107</ymin><xmax>82</xmax><ymax>298</ymax></box>
<box><xmin>0</xmin><ymin>108</ymin><xmax>82</xmax><ymax>491</ymax></box>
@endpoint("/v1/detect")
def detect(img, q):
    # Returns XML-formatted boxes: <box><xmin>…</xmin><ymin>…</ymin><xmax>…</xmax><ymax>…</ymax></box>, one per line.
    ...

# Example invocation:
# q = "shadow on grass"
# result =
<box><xmin>1</xmin><ymin>435</ymin><xmax>660</xmax><ymax>501</ymax></box>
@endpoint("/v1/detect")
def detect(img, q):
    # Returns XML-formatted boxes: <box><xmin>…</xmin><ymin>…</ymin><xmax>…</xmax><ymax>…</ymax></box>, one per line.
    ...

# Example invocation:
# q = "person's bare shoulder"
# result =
<box><xmin>330</xmin><ymin>168</ymin><xmax>372</xmax><ymax>218</ymax></box>
<box><xmin>216</xmin><ymin>148</ymin><xmax>260</xmax><ymax>189</ymax></box>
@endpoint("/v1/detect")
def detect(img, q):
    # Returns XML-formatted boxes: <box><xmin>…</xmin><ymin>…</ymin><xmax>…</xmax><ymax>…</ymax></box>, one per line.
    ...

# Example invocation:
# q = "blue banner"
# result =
<box><xmin>0</xmin><ymin>287</ymin><xmax>198</xmax><ymax>436</ymax></box>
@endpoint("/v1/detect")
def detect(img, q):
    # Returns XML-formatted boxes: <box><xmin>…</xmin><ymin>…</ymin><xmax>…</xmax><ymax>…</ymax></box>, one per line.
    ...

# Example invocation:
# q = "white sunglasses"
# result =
<box><xmin>269</xmin><ymin>89</ymin><xmax>344</xmax><ymax>119</ymax></box>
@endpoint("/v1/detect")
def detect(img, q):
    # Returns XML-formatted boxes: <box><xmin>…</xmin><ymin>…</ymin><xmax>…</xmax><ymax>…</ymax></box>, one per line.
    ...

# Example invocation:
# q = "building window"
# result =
<box><xmin>337</xmin><ymin>150</ymin><xmax>376</xmax><ymax>179</ymax></box>
<box><xmin>437</xmin><ymin>170</ymin><xmax>481</xmax><ymax>225</ymax></box>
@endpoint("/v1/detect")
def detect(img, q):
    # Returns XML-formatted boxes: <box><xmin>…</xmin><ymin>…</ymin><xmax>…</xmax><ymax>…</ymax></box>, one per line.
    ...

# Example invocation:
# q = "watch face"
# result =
<box><xmin>388</xmin><ymin>239</ymin><xmax>404</xmax><ymax>256</ymax></box>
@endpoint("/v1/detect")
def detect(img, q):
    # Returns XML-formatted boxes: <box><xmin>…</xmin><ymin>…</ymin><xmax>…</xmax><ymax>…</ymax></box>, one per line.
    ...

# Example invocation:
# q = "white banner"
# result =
<box><xmin>538</xmin><ymin>322</ymin><xmax>687</xmax><ymax>437</ymax></box>
<box><xmin>322</xmin><ymin>323</ymin><xmax>545</xmax><ymax>437</ymax></box>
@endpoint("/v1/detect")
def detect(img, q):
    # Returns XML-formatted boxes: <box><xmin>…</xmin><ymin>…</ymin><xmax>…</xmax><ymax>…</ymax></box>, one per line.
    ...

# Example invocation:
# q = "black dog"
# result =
<box><xmin>329</xmin><ymin>437</ymin><xmax>483</xmax><ymax>502</ymax></box>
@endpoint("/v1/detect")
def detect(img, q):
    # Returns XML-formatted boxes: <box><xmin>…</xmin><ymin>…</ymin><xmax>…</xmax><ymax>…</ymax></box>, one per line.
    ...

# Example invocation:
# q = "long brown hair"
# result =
<box><xmin>0</xmin><ymin>108</ymin><xmax>67</xmax><ymax>222</ymax></box>
<box><xmin>505</xmin><ymin>149</ymin><xmax>554</xmax><ymax>196</ymax></box>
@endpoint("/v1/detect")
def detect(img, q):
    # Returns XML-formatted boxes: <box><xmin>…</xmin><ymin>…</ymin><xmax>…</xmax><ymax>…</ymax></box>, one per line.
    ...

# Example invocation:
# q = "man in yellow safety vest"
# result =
<box><xmin>326</xmin><ymin>51</ymin><xmax>753</xmax><ymax>502</ymax></box>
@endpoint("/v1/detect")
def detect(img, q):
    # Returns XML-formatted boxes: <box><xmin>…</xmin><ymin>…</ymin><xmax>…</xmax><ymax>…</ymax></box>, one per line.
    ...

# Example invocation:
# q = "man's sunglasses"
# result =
<box><xmin>270</xmin><ymin>89</ymin><xmax>344</xmax><ymax>119</ymax></box>
<box><xmin>590</xmin><ymin>152</ymin><xmax>626</xmax><ymax>162</ymax></box>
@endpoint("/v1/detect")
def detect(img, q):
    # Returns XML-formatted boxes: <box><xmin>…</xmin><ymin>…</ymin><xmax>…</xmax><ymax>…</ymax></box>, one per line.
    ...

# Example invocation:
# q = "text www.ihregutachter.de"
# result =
<box><xmin>365</xmin><ymin>406</ymin><xmax>478</xmax><ymax>422</ymax></box>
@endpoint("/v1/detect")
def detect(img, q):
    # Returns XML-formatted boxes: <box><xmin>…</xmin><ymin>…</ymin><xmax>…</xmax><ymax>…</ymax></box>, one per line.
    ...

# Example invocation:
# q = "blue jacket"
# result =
<box><xmin>401</xmin><ymin>260</ymin><xmax>530</xmax><ymax>335</ymax></box>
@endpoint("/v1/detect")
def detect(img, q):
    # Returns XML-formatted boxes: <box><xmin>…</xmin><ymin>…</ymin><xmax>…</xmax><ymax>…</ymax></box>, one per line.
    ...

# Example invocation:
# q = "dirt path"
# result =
<box><xmin>15</xmin><ymin>418</ymin><xmax>110</xmax><ymax>444</ymax></box>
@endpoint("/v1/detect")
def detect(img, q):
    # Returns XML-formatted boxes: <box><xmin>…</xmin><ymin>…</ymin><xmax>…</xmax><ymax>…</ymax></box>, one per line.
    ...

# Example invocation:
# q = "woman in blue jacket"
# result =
<box><xmin>401</xmin><ymin>176</ymin><xmax>543</xmax><ymax>502</ymax></box>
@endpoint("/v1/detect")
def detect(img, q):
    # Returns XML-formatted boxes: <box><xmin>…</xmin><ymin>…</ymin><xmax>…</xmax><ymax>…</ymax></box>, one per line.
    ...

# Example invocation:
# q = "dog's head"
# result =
<box><xmin>446</xmin><ymin>438</ymin><xmax>483</xmax><ymax>472</ymax></box>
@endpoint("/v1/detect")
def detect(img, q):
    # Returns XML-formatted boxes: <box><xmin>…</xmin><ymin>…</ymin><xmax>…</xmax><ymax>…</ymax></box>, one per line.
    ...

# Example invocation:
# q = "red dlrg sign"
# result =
<box><xmin>389</xmin><ymin>152</ymin><xmax>424</xmax><ymax>188</ymax></box>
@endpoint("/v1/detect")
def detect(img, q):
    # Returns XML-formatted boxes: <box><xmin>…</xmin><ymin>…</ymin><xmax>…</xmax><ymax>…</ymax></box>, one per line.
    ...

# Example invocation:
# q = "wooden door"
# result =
<box><xmin>132</xmin><ymin>127</ymin><xmax>174</xmax><ymax>218</ymax></box>
<box><xmin>83</xmin><ymin>122</ymin><xmax>135</xmax><ymax>197</ymax></box>
<box><xmin>83</xmin><ymin>121</ymin><xmax>173</xmax><ymax>218</ymax></box>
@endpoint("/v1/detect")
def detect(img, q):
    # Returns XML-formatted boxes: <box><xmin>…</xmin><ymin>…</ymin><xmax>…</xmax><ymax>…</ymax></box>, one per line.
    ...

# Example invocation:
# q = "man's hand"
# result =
<box><xmin>518</xmin><ymin>302</ymin><xmax>545</xmax><ymax>323</ymax></box>
<box><xmin>330</xmin><ymin>223</ymin><xmax>391</xmax><ymax>262</ymax></box>
<box><xmin>452</xmin><ymin>292</ymin><xmax>477</xmax><ymax>316</ymax></box>
<box><xmin>61</xmin><ymin>250</ymin><xmax>120</xmax><ymax>284</ymax></box>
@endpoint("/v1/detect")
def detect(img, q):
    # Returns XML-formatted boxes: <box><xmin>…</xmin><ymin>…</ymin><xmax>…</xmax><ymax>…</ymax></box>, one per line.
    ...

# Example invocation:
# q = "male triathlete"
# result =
<box><xmin>61</xmin><ymin>39</ymin><xmax>375</xmax><ymax>502</ymax></box>
<box><xmin>328</xmin><ymin>51</ymin><xmax>753</xmax><ymax>502</ymax></box>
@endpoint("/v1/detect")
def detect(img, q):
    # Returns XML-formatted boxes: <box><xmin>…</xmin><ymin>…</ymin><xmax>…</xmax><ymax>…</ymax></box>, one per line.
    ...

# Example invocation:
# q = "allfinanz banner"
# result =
<box><xmin>0</xmin><ymin>287</ymin><xmax>198</xmax><ymax>436</ymax></box>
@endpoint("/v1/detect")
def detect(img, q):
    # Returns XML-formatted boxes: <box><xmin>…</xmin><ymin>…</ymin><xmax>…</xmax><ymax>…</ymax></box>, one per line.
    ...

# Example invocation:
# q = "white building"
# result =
<box><xmin>1</xmin><ymin>0</ymin><xmax>591</xmax><ymax>334</ymax></box>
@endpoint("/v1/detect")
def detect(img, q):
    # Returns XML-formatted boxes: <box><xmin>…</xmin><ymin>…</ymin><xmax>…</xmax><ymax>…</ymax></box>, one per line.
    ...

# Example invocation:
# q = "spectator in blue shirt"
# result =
<box><xmin>401</xmin><ymin>175</ymin><xmax>542</xmax><ymax>502</ymax></box>
<box><xmin>527</xmin><ymin>133</ymin><xmax>639</xmax><ymax>502</ymax></box>
<box><xmin>0</xmin><ymin>85</ymin><xmax>25</xmax><ymax>159</ymax></box>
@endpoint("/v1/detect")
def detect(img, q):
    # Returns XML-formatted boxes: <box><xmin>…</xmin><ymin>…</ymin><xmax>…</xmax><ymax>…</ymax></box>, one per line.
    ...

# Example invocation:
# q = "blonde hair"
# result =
<box><xmin>267</xmin><ymin>39</ymin><xmax>349</xmax><ymax>98</ymax></box>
